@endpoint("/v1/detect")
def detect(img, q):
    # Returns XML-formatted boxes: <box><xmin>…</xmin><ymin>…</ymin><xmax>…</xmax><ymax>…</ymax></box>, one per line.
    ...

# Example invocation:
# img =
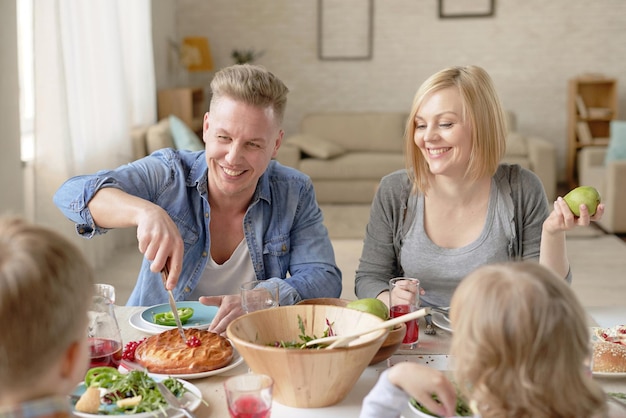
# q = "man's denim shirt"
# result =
<box><xmin>53</xmin><ymin>149</ymin><xmax>342</xmax><ymax>306</ymax></box>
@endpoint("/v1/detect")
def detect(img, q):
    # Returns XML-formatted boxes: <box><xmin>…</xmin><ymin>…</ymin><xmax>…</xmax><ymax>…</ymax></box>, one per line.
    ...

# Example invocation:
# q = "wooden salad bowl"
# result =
<box><xmin>226</xmin><ymin>305</ymin><xmax>388</xmax><ymax>408</ymax></box>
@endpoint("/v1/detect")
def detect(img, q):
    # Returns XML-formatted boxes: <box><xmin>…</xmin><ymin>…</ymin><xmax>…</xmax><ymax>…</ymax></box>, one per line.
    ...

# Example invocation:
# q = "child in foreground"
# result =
<box><xmin>0</xmin><ymin>217</ymin><xmax>94</xmax><ymax>418</ymax></box>
<box><xmin>361</xmin><ymin>261</ymin><xmax>626</xmax><ymax>418</ymax></box>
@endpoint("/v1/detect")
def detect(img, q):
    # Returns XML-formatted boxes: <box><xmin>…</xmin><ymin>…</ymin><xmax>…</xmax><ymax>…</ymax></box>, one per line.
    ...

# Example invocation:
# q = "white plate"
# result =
<box><xmin>129</xmin><ymin>309</ymin><xmax>162</xmax><ymax>334</ymax></box>
<box><xmin>71</xmin><ymin>377</ymin><xmax>202</xmax><ymax>417</ymax></box>
<box><xmin>139</xmin><ymin>301</ymin><xmax>217</xmax><ymax>332</ymax></box>
<box><xmin>120</xmin><ymin>347</ymin><xmax>244</xmax><ymax>380</ymax></box>
<box><xmin>592</xmin><ymin>371</ymin><xmax>626</xmax><ymax>378</ymax></box>
<box><xmin>407</xmin><ymin>399</ymin><xmax>439</xmax><ymax>418</ymax></box>
<box><xmin>407</xmin><ymin>398</ymin><xmax>472</xmax><ymax>417</ymax></box>
<box><xmin>431</xmin><ymin>311</ymin><xmax>453</xmax><ymax>333</ymax></box>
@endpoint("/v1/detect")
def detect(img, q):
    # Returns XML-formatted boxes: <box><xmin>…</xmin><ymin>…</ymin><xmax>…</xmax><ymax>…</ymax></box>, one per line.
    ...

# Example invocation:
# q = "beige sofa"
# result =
<box><xmin>578</xmin><ymin>147</ymin><xmax>626</xmax><ymax>233</ymax></box>
<box><xmin>131</xmin><ymin>118</ymin><xmax>175</xmax><ymax>161</ymax></box>
<box><xmin>276</xmin><ymin>113</ymin><xmax>407</xmax><ymax>204</ymax></box>
<box><xmin>276</xmin><ymin>111</ymin><xmax>557</xmax><ymax>203</ymax></box>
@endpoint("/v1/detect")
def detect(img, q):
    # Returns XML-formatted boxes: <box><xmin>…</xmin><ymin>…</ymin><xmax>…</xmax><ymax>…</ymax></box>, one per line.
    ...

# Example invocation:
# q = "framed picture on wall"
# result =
<box><xmin>318</xmin><ymin>0</ymin><xmax>373</xmax><ymax>60</ymax></box>
<box><xmin>438</xmin><ymin>0</ymin><xmax>495</xmax><ymax>19</ymax></box>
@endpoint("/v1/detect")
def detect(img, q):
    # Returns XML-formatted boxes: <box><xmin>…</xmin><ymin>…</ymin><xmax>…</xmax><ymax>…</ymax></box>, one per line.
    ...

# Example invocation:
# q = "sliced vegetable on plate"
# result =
<box><xmin>137</xmin><ymin>301</ymin><xmax>217</xmax><ymax>332</ymax></box>
<box><xmin>153</xmin><ymin>307</ymin><xmax>194</xmax><ymax>326</ymax></box>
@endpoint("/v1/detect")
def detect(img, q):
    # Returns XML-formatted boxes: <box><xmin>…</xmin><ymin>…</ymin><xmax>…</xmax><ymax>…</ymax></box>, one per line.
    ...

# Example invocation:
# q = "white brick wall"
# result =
<box><xmin>156</xmin><ymin>0</ymin><xmax>626</xmax><ymax>182</ymax></box>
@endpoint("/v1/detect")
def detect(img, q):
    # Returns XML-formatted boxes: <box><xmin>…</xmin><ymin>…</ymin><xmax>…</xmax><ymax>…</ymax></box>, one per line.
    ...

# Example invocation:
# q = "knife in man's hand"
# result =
<box><xmin>161</xmin><ymin>266</ymin><xmax>187</xmax><ymax>344</ymax></box>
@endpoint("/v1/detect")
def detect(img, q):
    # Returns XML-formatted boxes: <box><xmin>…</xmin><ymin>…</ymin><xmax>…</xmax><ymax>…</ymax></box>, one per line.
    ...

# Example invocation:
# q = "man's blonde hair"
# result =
<box><xmin>450</xmin><ymin>262</ymin><xmax>606</xmax><ymax>418</ymax></box>
<box><xmin>405</xmin><ymin>65</ymin><xmax>507</xmax><ymax>194</ymax></box>
<box><xmin>209</xmin><ymin>64</ymin><xmax>289</xmax><ymax>125</ymax></box>
<box><xmin>0</xmin><ymin>217</ymin><xmax>94</xmax><ymax>390</ymax></box>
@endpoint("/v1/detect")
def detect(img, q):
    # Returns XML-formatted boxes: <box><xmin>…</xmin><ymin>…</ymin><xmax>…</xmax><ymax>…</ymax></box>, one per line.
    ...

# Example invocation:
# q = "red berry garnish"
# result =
<box><xmin>122</xmin><ymin>338</ymin><xmax>146</xmax><ymax>362</ymax></box>
<box><xmin>186</xmin><ymin>335</ymin><xmax>201</xmax><ymax>348</ymax></box>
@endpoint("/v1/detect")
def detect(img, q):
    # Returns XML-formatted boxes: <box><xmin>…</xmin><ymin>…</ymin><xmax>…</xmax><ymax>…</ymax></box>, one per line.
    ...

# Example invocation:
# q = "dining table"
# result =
<box><xmin>107</xmin><ymin>305</ymin><xmax>626</xmax><ymax>418</ymax></box>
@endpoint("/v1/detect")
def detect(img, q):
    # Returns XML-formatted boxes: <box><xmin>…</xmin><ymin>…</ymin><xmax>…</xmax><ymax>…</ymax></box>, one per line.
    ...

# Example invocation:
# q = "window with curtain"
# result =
<box><xmin>18</xmin><ymin>0</ymin><xmax>157</xmax><ymax>268</ymax></box>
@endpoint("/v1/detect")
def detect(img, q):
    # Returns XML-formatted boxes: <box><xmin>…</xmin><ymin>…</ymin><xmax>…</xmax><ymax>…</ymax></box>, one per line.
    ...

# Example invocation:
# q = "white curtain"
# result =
<box><xmin>32</xmin><ymin>0</ymin><xmax>156</xmax><ymax>268</ymax></box>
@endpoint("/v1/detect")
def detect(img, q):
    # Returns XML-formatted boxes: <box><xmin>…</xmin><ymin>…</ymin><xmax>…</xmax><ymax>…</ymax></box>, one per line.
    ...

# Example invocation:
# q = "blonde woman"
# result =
<box><xmin>0</xmin><ymin>217</ymin><xmax>94</xmax><ymax>417</ymax></box>
<box><xmin>361</xmin><ymin>261</ymin><xmax>625</xmax><ymax>418</ymax></box>
<box><xmin>355</xmin><ymin>65</ymin><xmax>603</xmax><ymax>309</ymax></box>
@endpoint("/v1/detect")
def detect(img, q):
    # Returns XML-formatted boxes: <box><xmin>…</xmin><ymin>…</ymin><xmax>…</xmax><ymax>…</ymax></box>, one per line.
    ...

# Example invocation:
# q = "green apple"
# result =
<box><xmin>346</xmin><ymin>298</ymin><xmax>389</xmax><ymax>320</ymax></box>
<box><xmin>563</xmin><ymin>186</ymin><xmax>601</xmax><ymax>216</ymax></box>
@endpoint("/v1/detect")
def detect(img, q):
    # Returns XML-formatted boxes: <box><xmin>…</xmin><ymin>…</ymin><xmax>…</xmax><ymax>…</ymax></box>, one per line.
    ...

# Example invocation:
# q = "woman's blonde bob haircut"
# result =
<box><xmin>450</xmin><ymin>262</ymin><xmax>606</xmax><ymax>418</ymax></box>
<box><xmin>405</xmin><ymin>65</ymin><xmax>507</xmax><ymax>194</ymax></box>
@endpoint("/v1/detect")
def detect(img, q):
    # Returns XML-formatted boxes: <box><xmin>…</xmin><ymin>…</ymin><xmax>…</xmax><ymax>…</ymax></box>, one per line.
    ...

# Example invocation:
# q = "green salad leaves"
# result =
<box><xmin>82</xmin><ymin>367</ymin><xmax>186</xmax><ymax>415</ymax></box>
<box><xmin>410</xmin><ymin>394</ymin><xmax>472</xmax><ymax>417</ymax></box>
<box><xmin>268</xmin><ymin>315</ymin><xmax>335</xmax><ymax>349</ymax></box>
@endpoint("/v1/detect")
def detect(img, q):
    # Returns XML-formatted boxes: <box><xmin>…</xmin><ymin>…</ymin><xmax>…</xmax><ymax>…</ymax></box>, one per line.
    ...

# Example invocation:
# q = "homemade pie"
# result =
<box><xmin>592</xmin><ymin>325</ymin><xmax>626</xmax><ymax>373</ymax></box>
<box><xmin>135</xmin><ymin>328</ymin><xmax>233</xmax><ymax>374</ymax></box>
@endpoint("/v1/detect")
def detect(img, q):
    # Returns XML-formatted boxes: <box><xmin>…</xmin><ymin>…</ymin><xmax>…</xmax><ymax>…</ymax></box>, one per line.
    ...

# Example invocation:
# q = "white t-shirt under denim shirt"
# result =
<box><xmin>190</xmin><ymin>239</ymin><xmax>255</xmax><ymax>299</ymax></box>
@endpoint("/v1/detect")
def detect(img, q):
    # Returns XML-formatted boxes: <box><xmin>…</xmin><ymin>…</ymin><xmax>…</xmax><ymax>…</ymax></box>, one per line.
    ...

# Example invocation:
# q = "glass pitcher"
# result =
<box><xmin>88</xmin><ymin>295</ymin><xmax>123</xmax><ymax>369</ymax></box>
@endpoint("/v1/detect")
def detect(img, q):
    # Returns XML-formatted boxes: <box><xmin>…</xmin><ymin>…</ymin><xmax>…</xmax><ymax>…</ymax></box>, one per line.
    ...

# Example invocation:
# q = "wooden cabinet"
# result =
<box><xmin>157</xmin><ymin>87</ymin><xmax>205</xmax><ymax>136</ymax></box>
<box><xmin>566</xmin><ymin>76</ymin><xmax>617</xmax><ymax>187</ymax></box>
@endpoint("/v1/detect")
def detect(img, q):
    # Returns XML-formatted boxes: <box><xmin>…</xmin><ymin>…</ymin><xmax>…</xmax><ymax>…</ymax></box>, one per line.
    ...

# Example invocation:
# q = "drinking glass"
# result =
<box><xmin>88</xmin><ymin>294</ymin><xmax>123</xmax><ymax>369</ymax></box>
<box><xmin>224</xmin><ymin>373</ymin><xmax>273</xmax><ymax>418</ymax></box>
<box><xmin>94</xmin><ymin>283</ymin><xmax>116</xmax><ymax>304</ymax></box>
<box><xmin>241</xmin><ymin>281</ymin><xmax>279</xmax><ymax>313</ymax></box>
<box><xmin>389</xmin><ymin>277</ymin><xmax>420</xmax><ymax>349</ymax></box>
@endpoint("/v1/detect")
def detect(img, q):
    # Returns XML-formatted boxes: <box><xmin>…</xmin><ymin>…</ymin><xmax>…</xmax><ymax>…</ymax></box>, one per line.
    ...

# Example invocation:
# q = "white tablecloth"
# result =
<box><xmin>110</xmin><ymin>305</ymin><xmax>626</xmax><ymax>417</ymax></box>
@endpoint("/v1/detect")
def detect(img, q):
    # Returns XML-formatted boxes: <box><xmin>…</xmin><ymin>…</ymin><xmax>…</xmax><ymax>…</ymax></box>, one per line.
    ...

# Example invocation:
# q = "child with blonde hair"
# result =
<box><xmin>361</xmin><ymin>261</ymin><xmax>625</xmax><ymax>418</ymax></box>
<box><xmin>0</xmin><ymin>217</ymin><xmax>94</xmax><ymax>417</ymax></box>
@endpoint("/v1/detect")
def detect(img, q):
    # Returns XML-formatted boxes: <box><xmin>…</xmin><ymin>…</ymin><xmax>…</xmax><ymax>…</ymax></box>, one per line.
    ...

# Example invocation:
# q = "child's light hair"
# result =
<box><xmin>0</xmin><ymin>217</ymin><xmax>94</xmax><ymax>391</ymax></box>
<box><xmin>404</xmin><ymin>65</ymin><xmax>507</xmax><ymax>194</ymax></box>
<box><xmin>450</xmin><ymin>261</ymin><xmax>606</xmax><ymax>418</ymax></box>
<box><xmin>209</xmin><ymin>64</ymin><xmax>289</xmax><ymax>126</ymax></box>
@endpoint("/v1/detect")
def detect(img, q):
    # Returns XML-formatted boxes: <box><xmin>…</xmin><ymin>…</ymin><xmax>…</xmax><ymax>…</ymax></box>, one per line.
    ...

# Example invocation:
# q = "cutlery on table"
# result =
<box><xmin>428</xmin><ymin>306</ymin><xmax>451</xmax><ymax>325</ymax></box>
<box><xmin>424</xmin><ymin>314</ymin><xmax>436</xmax><ymax>335</ymax></box>
<box><xmin>161</xmin><ymin>266</ymin><xmax>187</xmax><ymax>344</ymax></box>
<box><xmin>305</xmin><ymin>307</ymin><xmax>431</xmax><ymax>349</ymax></box>
<box><xmin>156</xmin><ymin>381</ymin><xmax>197</xmax><ymax>418</ymax></box>
<box><xmin>429</xmin><ymin>306</ymin><xmax>450</xmax><ymax>316</ymax></box>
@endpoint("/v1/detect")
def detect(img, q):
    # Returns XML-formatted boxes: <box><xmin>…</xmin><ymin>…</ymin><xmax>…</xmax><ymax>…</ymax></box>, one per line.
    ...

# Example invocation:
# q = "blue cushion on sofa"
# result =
<box><xmin>169</xmin><ymin>115</ymin><xmax>204</xmax><ymax>151</ymax></box>
<box><xmin>605</xmin><ymin>120</ymin><xmax>626</xmax><ymax>165</ymax></box>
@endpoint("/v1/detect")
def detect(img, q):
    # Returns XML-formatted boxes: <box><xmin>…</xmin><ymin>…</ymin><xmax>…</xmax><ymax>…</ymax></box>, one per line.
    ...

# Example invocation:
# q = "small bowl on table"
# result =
<box><xmin>226</xmin><ymin>304</ymin><xmax>388</xmax><ymax>408</ymax></box>
<box><xmin>296</xmin><ymin>298</ymin><xmax>406</xmax><ymax>365</ymax></box>
<box><xmin>295</xmin><ymin>297</ymin><xmax>353</xmax><ymax>307</ymax></box>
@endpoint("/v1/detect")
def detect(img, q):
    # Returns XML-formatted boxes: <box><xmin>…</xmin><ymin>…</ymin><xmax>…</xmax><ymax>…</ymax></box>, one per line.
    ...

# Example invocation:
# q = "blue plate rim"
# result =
<box><xmin>139</xmin><ymin>301</ymin><xmax>217</xmax><ymax>331</ymax></box>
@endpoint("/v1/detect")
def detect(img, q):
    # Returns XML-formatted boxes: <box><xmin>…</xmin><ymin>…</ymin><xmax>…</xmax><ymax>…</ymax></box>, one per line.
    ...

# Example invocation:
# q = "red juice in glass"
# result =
<box><xmin>390</xmin><ymin>304</ymin><xmax>419</xmax><ymax>344</ymax></box>
<box><xmin>89</xmin><ymin>337</ymin><xmax>122</xmax><ymax>369</ymax></box>
<box><xmin>228</xmin><ymin>395</ymin><xmax>271</xmax><ymax>418</ymax></box>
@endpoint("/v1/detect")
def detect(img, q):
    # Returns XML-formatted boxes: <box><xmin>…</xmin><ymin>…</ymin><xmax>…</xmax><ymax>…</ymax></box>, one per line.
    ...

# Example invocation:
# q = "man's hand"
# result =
<box><xmin>136</xmin><ymin>205</ymin><xmax>184</xmax><ymax>290</ymax></box>
<box><xmin>88</xmin><ymin>188</ymin><xmax>185</xmax><ymax>289</ymax></box>
<box><xmin>200</xmin><ymin>294</ymin><xmax>246</xmax><ymax>335</ymax></box>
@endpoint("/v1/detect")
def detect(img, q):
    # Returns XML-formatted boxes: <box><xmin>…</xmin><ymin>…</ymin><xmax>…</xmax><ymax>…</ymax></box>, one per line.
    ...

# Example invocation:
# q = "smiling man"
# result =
<box><xmin>54</xmin><ymin>64</ymin><xmax>342</xmax><ymax>334</ymax></box>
